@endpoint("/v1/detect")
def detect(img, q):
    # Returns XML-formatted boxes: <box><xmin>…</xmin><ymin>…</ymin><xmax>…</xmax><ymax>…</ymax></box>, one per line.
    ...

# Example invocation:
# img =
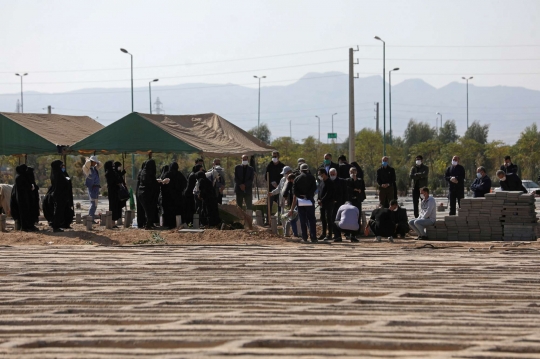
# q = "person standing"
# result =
<box><xmin>500</xmin><ymin>156</ymin><xmax>518</xmax><ymax>175</ymax></box>
<box><xmin>470</xmin><ymin>166</ymin><xmax>492</xmax><ymax>198</ymax></box>
<box><xmin>376</xmin><ymin>156</ymin><xmax>396</xmax><ymax>208</ymax></box>
<box><xmin>346</xmin><ymin>166</ymin><xmax>366</xmax><ymax>232</ymax></box>
<box><xmin>409</xmin><ymin>155</ymin><xmax>429</xmax><ymax>218</ymax></box>
<box><xmin>184</xmin><ymin>164</ymin><xmax>204</xmax><ymax>225</ymax></box>
<box><xmin>317</xmin><ymin>168</ymin><xmax>335</xmax><ymax>241</ymax></box>
<box><xmin>196</xmin><ymin>171</ymin><xmax>220</xmax><ymax>227</ymax></box>
<box><xmin>350</xmin><ymin>161</ymin><xmax>364</xmax><ymax>181</ymax></box>
<box><xmin>83</xmin><ymin>156</ymin><xmax>101</xmax><ymax>223</ymax></box>
<box><xmin>318</xmin><ymin>153</ymin><xmax>339</xmax><ymax>175</ymax></box>
<box><xmin>136</xmin><ymin>161</ymin><xmax>147</xmax><ymax>228</ymax></box>
<box><xmin>337</xmin><ymin>155</ymin><xmax>352</xmax><ymax>179</ymax></box>
<box><xmin>138</xmin><ymin>159</ymin><xmax>160</xmax><ymax>230</ymax></box>
<box><xmin>49</xmin><ymin>160</ymin><xmax>71</xmax><ymax>233</ymax></box>
<box><xmin>114</xmin><ymin>162</ymin><xmax>128</xmax><ymax>211</ymax></box>
<box><xmin>104</xmin><ymin>160</ymin><xmax>123</xmax><ymax>224</ymax></box>
<box><xmin>161</xmin><ymin>162</ymin><xmax>186</xmax><ymax>229</ymax></box>
<box><xmin>61</xmin><ymin>163</ymin><xmax>75</xmax><ymax>229</ymax></box>
<box><xmin>289</xmin><ymin>163</ymin><xmax>318</xmax><ymax>243</ymax></box>
<box><xmin>10</xmin><ymin>164</ymin><xmax>37</xmax><ymax>232</ymax></box>
<box><xmin>445</xmin><ymin>156</ymin><xmax>466</xmax><ymax>215</ymax></box>
<box><xmin>408</xmin><ymin>187</ymin><xmax>436</xmax><ymax>240</ymax></box>
<box><xmin>234</xmin><ymin>155</ymin><xmax>255</xmax><ymax>210</ymax></box>
<box><xmin>210</xmin><ymin>158</ymin><xmax>226</xmax><ymax>205</ymax></box>
<box><xmin>329</xmin><ymin>168</ymin><xmax>347</xmax><ymax>242</ymax></box>
<box><xmin>26</xmin><ymin>166</ymin><xmax>41</xmax><ymax>227</ymax></box>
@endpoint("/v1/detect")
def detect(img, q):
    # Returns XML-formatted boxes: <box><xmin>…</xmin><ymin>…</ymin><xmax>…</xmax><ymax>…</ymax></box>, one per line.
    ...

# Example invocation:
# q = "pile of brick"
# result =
<box><xmin>426</xmin><ymin>191</ymin><xmax>537</xmax><ymax>241</ymax></box>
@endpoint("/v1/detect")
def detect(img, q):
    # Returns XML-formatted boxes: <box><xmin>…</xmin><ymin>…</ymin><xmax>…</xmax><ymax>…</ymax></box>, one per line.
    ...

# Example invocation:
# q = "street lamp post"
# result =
<box><xmin>389</xmin><ymin>67</ymin><xmax>399</xmax><ymax>145</ymax></box>
<box><xmin>15</xmin><ymin>73</ymin><xmax>28</xmax><ymax>113</ymax></box>
<box><xmin>315</xmin><ymin>115</ymin><xmax>320</xmax><ymax>144</ymax></box>
<box><xmin>436</xmin><ymin>112</ymin><xmax>443</xmax><ymax>134</ymax></box>
<box><xmin>331</xmin><ymin>113</ymin><xmax>337</xmax><ymax>144</ymax></box>
<box><xmin>462</xmin><ymin>76</ymin><xmax>473</xmax><ymax>129</ymax></box>
<box><xmin>120</xmin><ymin>48</ymin><xmax>134</xmax><ymax>112</ymax></box>
<box><xmin>254</xmin><ymin>75</ymin><xmax>266</xmax><ymax>132</ymax></box>
<box><xmin>374</xmin><ymin>36</ymin><xmax>386</xmax><ymax>155</ymax></box>
<box><xmin>149</xmin><ymin>79</ymin><xmax>159</xmax><ymax>114</ymax></box>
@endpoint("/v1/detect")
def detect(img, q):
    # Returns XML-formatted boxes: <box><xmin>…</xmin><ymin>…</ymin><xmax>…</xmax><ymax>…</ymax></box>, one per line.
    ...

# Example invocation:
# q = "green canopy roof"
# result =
<box><xmin>70</xmin><ymin>112</ymin><xmax>274</xmax><ymax>156</ymax></box>
<box><xmin>0</xmin><ymin>112</ymin><xmax>104</xmax><ymax>156</ymax></box>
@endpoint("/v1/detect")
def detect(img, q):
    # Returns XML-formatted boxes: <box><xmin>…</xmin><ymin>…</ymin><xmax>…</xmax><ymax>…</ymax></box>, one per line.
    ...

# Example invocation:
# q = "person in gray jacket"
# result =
<box><xmin>408</xmin><ymin>187</ymin><xmax>436</xmax><ymax>240</ymax></box>
<box><xmin>409</xmin><ymin>155</ymin><xmax>429</xmax><ymax>218</ymax></box>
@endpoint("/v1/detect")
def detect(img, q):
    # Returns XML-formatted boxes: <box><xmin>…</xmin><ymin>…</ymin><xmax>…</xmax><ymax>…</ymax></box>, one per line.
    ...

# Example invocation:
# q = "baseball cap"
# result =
<box><xmin>280</xmin><ymin>166</ymin><xmax>292</xmax><ymax>175</ymax></box>
<box><xmin>300</xmin><ymin>163</ymin><xmax>309</xmax><ymax>171</ymax></box>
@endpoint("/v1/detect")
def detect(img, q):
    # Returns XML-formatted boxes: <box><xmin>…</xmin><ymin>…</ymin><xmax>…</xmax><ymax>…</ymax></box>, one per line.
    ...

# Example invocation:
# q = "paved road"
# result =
<box><xmin>1</xmin><ymin>244</ymin><xmax>540</xmax><ymax>358</ymax></box>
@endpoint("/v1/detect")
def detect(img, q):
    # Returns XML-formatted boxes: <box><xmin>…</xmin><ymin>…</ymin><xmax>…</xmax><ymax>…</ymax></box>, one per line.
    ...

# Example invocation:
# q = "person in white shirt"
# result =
<box><xmin>408</xmin><ymin>187</ymin><xmax>436</xmax><ymax>240</ymax></box>
<box><xmin>270</xmin><ymin>166</ymin><xmax>293</xmax><ymax>223</ymax></box>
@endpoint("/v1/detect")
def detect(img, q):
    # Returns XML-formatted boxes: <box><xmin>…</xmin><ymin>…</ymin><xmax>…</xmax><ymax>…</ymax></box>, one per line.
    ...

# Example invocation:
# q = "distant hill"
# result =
<box><xmin>1</xmin><ymin>72</ymin><xmax>539</xmax><ymax>144</ymax></box>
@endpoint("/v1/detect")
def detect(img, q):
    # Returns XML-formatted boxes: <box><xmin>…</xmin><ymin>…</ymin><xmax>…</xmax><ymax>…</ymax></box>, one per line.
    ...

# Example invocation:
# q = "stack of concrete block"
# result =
<box><xmin>500</xmin><ymin>191</ymin><xmax>537</xmax><ymax>241</ymax></box>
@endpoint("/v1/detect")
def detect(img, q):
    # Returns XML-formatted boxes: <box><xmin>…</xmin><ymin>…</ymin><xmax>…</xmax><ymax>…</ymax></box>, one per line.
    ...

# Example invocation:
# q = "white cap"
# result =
<box><xmin>88</xmin><ymin>155</ymin><xmax>100</xmax><ymax>163</ymax></box>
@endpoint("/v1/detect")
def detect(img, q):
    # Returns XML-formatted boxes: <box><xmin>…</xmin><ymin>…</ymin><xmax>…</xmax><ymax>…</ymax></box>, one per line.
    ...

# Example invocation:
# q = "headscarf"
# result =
<box><xmin>104</xmin><ymin>160</ymin><xmax>114</xmax><ymax>174</ymax></box>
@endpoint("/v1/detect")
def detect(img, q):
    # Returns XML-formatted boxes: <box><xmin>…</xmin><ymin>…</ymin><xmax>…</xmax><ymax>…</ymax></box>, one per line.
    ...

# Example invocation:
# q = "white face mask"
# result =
<box><xmin>272</xmin><ymin>157</ymin><xmax>278</xmax><ymax>163</ymax></box>
<box><xmin>330</xmin><ymin>175</ymin><xmax>337</xmax><ymax>181</ymax></box>
<box><xmin>118</xmin><ymin>166</ymin><xmax>122</xmax><ymax>171</ymax></box>
<box><xmin>500</xmin><ymin>177</ymin><xmax>506</xmax><ymax>182</ymax></box>
<box><xmin>318</xmin><ymin>175</ymin><xmax>323</xmax><ymax>181</ymax></box>
<box><xmin>392</xmin><ymin>207</ymin><xmax>398</xmax><ymax>212</ymax></box>
<box><xmin>416</xmin><ymin>160</ymin><xmax>422</xmax><ymax>166</ymax></box>
<box><xmin>350</xmin><ymin>174</ymin><xmax>355</xmax><ymax>179</ymax></box>
<box><xmin>242</xmin><ymin>160</ymin><xmax>248</xmax><ymax>166</ymax></box>
<box><xmin>420</xmin><ymin>194</ymin><xmax>424</xmax><ymax>200</ymax></box>
<box><xmin>451</xmin><ymin>160</ymin><xmax>458</xmax><ymax>166</ymax></box>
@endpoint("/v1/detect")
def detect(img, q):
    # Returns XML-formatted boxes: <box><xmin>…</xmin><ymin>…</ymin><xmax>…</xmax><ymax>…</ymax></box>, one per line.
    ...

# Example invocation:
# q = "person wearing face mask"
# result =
<box><xmin>369</xmin><ymin>201</ymin><xmax>397</xmax><ymax>243</ymax></box>
<box><xmin>408</xmin><ymin>187</ymin><xmax>436</xmax><ymax>240</ymax></box>
<box><xmin>83</xmin><ymin>155</ymin><xmax>101</xmax><ymax>223</ymax></box>
<box><xmin>289</xmin><ymin>163</ymin><xmax>318</xmax><ymax>243</ymax></box>
<box><xmin>328</xmin><ymin>168</ymin><xmax>347</xmax><ymax>242</ymax></box>
<box><xmin>445</xmin><ymin>156</ymin><xmax>466</xmax><ymax>215</ymax></box>
<box><xmin>390</xmin><ymin>201</ymin><xmax>409</xmax><ymax>239</ymax></box>
<box><xmin>500</xmin><ymin>156</ymin><xmax>518</xmax><ymax>175</ymax></box>
<box><xmin>346</xmin><ymin>167</ymin><xmax>366</xmax><ymax>233</ymax></box>
<box><xmin>337</xmin><ymin>155</ymin><xmax>352</xmax><ymax>179</ymax></box>
<box><xmin>270</xmin><ymin>166</ymin><xmax>293</xmax><ymax>223</ymax></box>
<box><xmin>376</xmin><ymin>156</ymin><xmax>396</xmax><ymax>208</ymax></box>
<box><xmin>265</xmin><ymin>151</ymin><xmax>285</xmax><ymax>223</ymax></box>
<box><xmin>318</xmin><ymin>153</ymin><xmax>339</xmax><ymax>177</ymax></box>
<box><xmin>496</xmin><ymin>170</ymin><xmax>527</xmax><ymax>193</ymax></box>
<box><xmin>317</xmin><ymin>168</ymin><xmax>335</xmax><ymax>241</ymax></box>
<box><xmin>409</xmin><ymin>155</ymin><xmax>429</xmax><ymax>218</ymax></box>
<box><xmin>470</xmin><ymin>166</ymin><xmax>492</xmax><ymax>198</ymax></box>
<box><xmin>234</xmin><ymin>154</ymin><xmax>255</xmax><ymax>210</ymax></box>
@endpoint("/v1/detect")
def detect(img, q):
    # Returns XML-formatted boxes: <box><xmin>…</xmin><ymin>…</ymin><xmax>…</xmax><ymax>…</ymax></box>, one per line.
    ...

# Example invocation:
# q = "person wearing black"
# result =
<box><xmin>497</xmin><ymin>170</ymin><xmax>527</xmax><ymax>193</ymax></box>
<box><xmin>445</xmin><ymin>155</ymin><xmax>466</xmax><ymax>215</ymax></box>
<box><xmin>265</xmin><ymin>151</ymin><xmax>285</xmax><ymax>221</ymax></box>
<box><xmin>317</xmin><ymin>168</ymin><xmax>335</xmax><ymax>241</ymax></box>
<box><xmin>500</xmin><ymin>156</ymin><xmax>518</xmax><ymax>175</ymax></box>
<box><xmin>49</xmin><ymin>160</ymin><xmax>71</xmax><ymax>232</ymax></box>
<box><xmin>318</xmin><ymin>153</ymin><xmax>339</xmax><ymax>176</ymax></box>
<box><xmin>211</xmin><ymin>159</ymin><xmax>226</xmax><ymax>204</ymax></box>
<box><xmin>136</xmin><ymin>161</ymin><xmax>147</xmax><ymax>228</ymax></box>
<box><xmin>376</xmin><ymin>156</ymin><xmax>396</xmax><ymax>208</ymax></box>
<box><xmin>104</xmin><ymin>160</ymin><xmax>123</xmax><ymax>223</ymax></box>
<box><xmin>184</xmin><ymin>164</ymin><xmax>204</xmax><ymax>225</ymax></box>
<box><xmin>161</xmin><ymin>162</ymin><xmax>186</xmax><ymax>229</ymax></box>
<box><xmin>26</xmin><ymin>166</ymin><xmax>40</xmax><ymax>226</ymax></box>
<box><xmin>196</xmin><ymin>171</ymin><xmax>221</xmax><ymax>227</ymax></box>
<box><xmin>337</xmin><ymin>155</ymin><xmax>352</xmax><ymax>179</ymax></box>
<box><xmin>471</xmin><ymin>166</ymin><xmax>492</xmax><ymax>198</ymax></box>
<box><xmin>409</xmin><ymin>155</ymin><xmax>429</xmax><ymax>218</ymax></box>
<box><xmin>114</xmin><ymin>162</ymin><xmax>127</xmax><ymax>211</ymax></box>
<box><xmin>369</xmin><ymin>202</ymin><xmax>397</xmax><ymax>243</ymax></box>
<box><xmin>328</xmin><ymin>168</ymin><xmax>347</xmax><ymax>242</ymax></box>
<box><xmin>346</xmin><ymin>166</ymin><xmax>366</xmax><ymax>231</ymax></box>
<box><xmin>390</xmin><ymin>201</ymin><xmax>409</xmax><ymax>238</ymax></box>
<box><xmin>350</xmin><ymin>161</ymin><xmax>364</xmax><ymax>180</ymax></box>
<box><xmin>234</xmin><ymin>155</ymin><xmax>255</xmax><ymax>210</ymax></box>
<box><xmin>61</xmin><ymin>164</ymin><xmax>75</xmax><ymax>229</ymax></box>
<box><xmin>10</xmin><ymin>164</ymin><xmax>37</xmax><ymax>232</ymax></box>
<box><xmin>138</xmin><ymin>159</ymin><xmax>160</xmax><ymax>230</ymax></box>
<box><xmin>289</xmin><ymin>163</ymin><xmax>318</xmax><ymax>243</ymax></box>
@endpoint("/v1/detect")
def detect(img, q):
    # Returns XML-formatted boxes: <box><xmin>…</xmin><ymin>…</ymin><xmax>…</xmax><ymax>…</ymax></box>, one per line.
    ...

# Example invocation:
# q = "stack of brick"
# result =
<box><xmin>500</xmin><ymin>191</ymin><xmax>537</xmax><ymax>241</ymax></box>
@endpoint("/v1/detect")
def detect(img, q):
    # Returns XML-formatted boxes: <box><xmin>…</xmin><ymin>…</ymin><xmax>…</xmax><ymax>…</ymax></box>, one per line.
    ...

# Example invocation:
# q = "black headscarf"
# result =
<box><xmin>160</xmin><ymin>165</ymin><xmax>170</xmax><ymax>180</ymax></box>
<box><xmin>50</xmin><ymin>160</ymin><xmax>69</xmax><ymax>204</ymax></box>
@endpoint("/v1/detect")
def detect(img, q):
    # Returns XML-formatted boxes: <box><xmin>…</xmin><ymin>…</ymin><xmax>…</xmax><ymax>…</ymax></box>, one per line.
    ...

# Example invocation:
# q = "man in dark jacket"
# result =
<box><xmin>234</xmin><ymin>154</ymin><xmax>255</xmax><ymax>210</ymax></box>
<box><xmin>329</xmin><ymin>168</ymin><xmax>347</xmax><ymax>242</ymax></box>
<box><xmin>337</xmin><ymin>155</ymin><xmax>352</xmax><ymax>179</ymax></box>
<box><xmin>445</xmin><ymin>155</ymin><xmax>466</xmax><ymax>215</ymax></box>
<box><xmin>409</xmin><ymin>155</ymin><xmax>429</xmax><ymax>218</ymax></box>
<box><xmin>497</xmin><ymin>170</ymin><xmax>527</xmax><ymax>193</ymax></box>
<box><xmin>318</xmin><ymin>153</ymin><xmax>339</xmax><ymax>176</ymax></box>
<box><xmin>265</xmin><ymin>151</ymin><xmax>285</xmax><ymax>192</ymax></box>
<box><xmin>369</xmin><ymin>202</ymin><xmax>397</xmax><ymax>243</ymax></box>
<box><xmin>317</xmin><ymin>168</ymin><xmax>335</xmax><ymax>241</ymax></box>
<box><xmin>470</xmin><ymin>166</ymin><xmax>492</xmax><ymax>198</ymax></box>
<box><xmin>391</xmin><ymin>201</ymin><xmax>409</xmax><ymax>238</ymax></box>
<box><xmin>346</xmin><ymin>166</ymin><xmax>366</xmax><ymax>234</ymax></box>
<box><xmin>500</xmin><ymin>156</ymin><xmax>518</xmax><ymax>175</ymax></box>
<box><xmin>376</xmin><ymin>156</ymin><xmax>396</xmax><ymax>208</ymax></box>
<box><xmin>290</xmin><ymin>163</ymin><xmax>318</xmax><ymax>242</ymax></box>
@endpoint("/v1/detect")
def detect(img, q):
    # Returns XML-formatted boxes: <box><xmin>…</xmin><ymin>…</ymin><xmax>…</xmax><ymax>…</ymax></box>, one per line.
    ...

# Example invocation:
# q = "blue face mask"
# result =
<box><xmin>61</xmin><ymin>168</ymin><xmax>66</xmax><ymax>172</ymax></box>
<box><xmin>477</xmin><ymin>173</ymin><xmax>482</xmax><ymax>178</ymax></box>
<box><xmin>382</xmin><ymin>161</ymin><xmax>388</xmax><ymax>166</ymax></box>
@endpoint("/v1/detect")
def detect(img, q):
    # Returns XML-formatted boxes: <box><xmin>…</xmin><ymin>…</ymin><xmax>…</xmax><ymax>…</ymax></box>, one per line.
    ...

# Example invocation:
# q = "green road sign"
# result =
<box><xmin>327</xmin><ymin>133</ymin><xmax>337</xmax><ymax>139</ymax></box>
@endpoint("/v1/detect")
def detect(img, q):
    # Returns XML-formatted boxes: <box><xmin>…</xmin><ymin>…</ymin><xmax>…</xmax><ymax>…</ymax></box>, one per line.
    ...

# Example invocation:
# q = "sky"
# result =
<box><xmin>1</xmin><ymin>0</ymin><xmax>539</xmax><ymax>141</ymax></box>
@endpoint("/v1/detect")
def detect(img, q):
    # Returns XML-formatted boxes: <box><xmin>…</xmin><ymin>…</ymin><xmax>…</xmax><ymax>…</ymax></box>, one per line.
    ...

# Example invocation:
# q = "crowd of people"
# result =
<box><xmin>8</xmin><ymin>150</ymin><xmax>531</xmax><ymax>240</ymax></box>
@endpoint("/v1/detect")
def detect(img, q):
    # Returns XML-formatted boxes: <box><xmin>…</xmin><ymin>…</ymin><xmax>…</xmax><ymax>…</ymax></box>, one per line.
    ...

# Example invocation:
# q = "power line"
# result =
<box><xmin>358</xmin><ymin>58</ymin><xmax>540</xmax><ymax>61</ymax></box>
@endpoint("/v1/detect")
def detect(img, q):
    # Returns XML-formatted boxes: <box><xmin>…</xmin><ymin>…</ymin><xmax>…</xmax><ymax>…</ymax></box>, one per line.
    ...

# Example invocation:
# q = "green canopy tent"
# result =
<box><xmin>0</xmin><ymin>112</ymin><xmax>104</xmax><ymax>156</ymax></box>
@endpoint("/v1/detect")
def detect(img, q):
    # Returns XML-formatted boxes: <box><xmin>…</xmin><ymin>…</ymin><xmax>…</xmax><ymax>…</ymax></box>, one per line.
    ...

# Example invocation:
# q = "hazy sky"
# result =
<box><xmin>1</xmin><ymin>0</ymin><xmax>540</xmax><ymax>142</ymax></box>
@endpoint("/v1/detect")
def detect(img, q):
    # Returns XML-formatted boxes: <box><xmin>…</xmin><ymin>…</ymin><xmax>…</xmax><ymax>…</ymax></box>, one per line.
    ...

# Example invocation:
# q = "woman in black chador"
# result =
<box><xmin>196</xmin><ymin>171</ymin><xmax>220</xmax><ymax>227</ymax></box>
<box><xmin>183</xmin><ymin>164</ymin><xmax>202</xmax><ymax>225</ymax></box>
<box><xmin>138</xmin><ymin>159</ymin><xmax>160</xmax><ymax>230</ymax></box>
<box><xmin>136</xmin><ymin>161</ymin><xmax>147</xmax><ymax>228</ymax></box>
<box><xmin>160</xmin><ymin>162</ymin><xmax>187</xmax><ymax>229</ymax></box>
<box><xmin>10</xmin><ymin>164</ymin><xmax>38</xmax><ymax>232</ymax></box>
<box><xmin>26</xmin><ymin>166</ymin><xmax>41</xmax><ymax>226</ymax></box>
<box><xmin>105</xmin><ymin>160</ymin><xmax>123</xmax><ymax>222</ymax></box>
<box><xmin>49</xmin><ymin>160</ymin><xmax>71</xmax><ymax>232</ymax></box>
<box><xmin>114</xmin><ymin>161</ymin><xmax>127</xmax><ymax>211</ymax></box>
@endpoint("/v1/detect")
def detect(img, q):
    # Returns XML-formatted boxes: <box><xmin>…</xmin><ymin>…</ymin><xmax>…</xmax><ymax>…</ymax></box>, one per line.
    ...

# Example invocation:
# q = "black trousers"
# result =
<box><xmin>394</xmin><ymin>222</ymin><xmax>409</xmax><ymax>237</ymax></box>
<box><xmin>136</xmin><ymin>195</ymin><xmax>146</xmax><ymax>228</ymax></box>
<box><xmin>235</xmin><ymin>191</ymin><xmax>253</xmax><ymax>210</ymax></box>
<box><xmin>332</xmin><ymin>203</ymin><xmax>343</xmax><ymax>239</ymax></box>
<box><xmin>449</xmin><ymin>191</ymin><xmax>461</xmax><ymax>216</ymax></box>
<box><xmin>379</xmin><ymin>186</ymin><xmax>394</xmax><ymax>208</ymax></box>
<box><xmin>412</xmin><ymin>187</ymin><xmax>421</xmax><ymax>218</ymax></box>
<box><xmin>320</xmin><ymin>204</ymin><xmax>334</xmax><ymax>238</ymax></box>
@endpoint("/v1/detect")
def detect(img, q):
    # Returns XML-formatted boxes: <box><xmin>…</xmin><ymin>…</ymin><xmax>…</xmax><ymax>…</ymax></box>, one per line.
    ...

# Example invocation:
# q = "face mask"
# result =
<box><xmin>477</xmin><ymin>173</ymin><xmax>482</xmax><ymax>178</ymax></box>
<box><xmin>242</xmin><ymin>160</ymin><xmax>248</xmax><ymax>166</ymax></box>
<box><xmin>318</xmin><ymin>175</ymin><xmax>323</xmax><ymax>181</ymax></box>
<box><xmin>323</xmin><ymin>159</ymin><xmax>331</xmax><ymax>165</ymax></box>
<box><xmin>330</xmin><ymin>175</ymin><xmax>337</xmax><ymax>181</ymax></box>
<box><xmin>382</xmin><ymin>161</ymin><xmax>388</xmax><ymax>166</ymax></box>
<box><xmin>451</xmin><ymin>160</ymin><xmax>458</xmax><ymax>166</ymax></box>
<box><xmin>272</xmin><ymin>157</ymin><xmax>278</xmax><ymax>163</ymax></box>
<box><xmin>350</xmin><ymin>174</ymin><xmax>355</xmax><ymax>179</ymax></box>
<box><xmin>416</xmin><ymin>160</ymin><xmax>422</xmax><ymax>166</ymax></box>
<box><xmin>392</xmin><ymin>207</ymin><xmax>398</xmax><ymax>212</ymax></box>
<box><xmin>505</xmin><ymin>162</ymin><xmax>510</xmax><ymax>167</ymax></box>
<box><xmin>61</xmin><ymin>168</ymin><xmax>66</xmax><ymax>173</ymax></box>
<box><xmin>500</xmin><ymin>177</ymin><xmax>506</xmax><ymax>182</ymax></box>
<box><xmin>420</xmin><ymin>194</ymin><xmax>424</xmax><ymax>200</ymax></box>
<box><xmin>118</xmin><ymin>166</ymin><xmax>122</xmax><ymax>171</ymax></box>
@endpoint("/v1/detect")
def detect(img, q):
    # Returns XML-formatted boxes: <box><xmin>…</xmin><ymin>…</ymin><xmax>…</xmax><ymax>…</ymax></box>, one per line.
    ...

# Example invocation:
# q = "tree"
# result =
<box><xmin>438</xmin><ymin>120</ymin><xmax>459</xmax><ymax>144</ymax></box>
<box><xmin>248</xmin><ymin>123</ymin><xmax>272</xmax><ymax>144</ymax></box>
<box><xmin>464</xmin><ymin>121</ymin><xmax>489</xmax><ymax>145</ymax></box>
<box><xmin>355</xmin><ymin>129</ymin><xmax>383</xmax><ymax>186</ymax></box>
<box><xmin>513</xmin><ymin>123</ymin><xmax>540</xmax><ymax>179</ymax></box>
<box><xmin>403</xmin><ymin>119</ymin><xmax>437</xmax><ymax>153</ymax></box>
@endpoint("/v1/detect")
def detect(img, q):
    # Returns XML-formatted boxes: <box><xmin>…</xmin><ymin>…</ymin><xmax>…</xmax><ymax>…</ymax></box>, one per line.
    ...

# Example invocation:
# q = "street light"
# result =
<box><xmin>374</xmin><ymin>36</ymin><xmax>386</xmax><ymax>155</ymax></box>
<box><xmin>315</xmin><ymin>115</ymin><xmax>320</xmax><ymax>143</ymax></box>
<box><xmin>462</xmin><ymin>76</ymin><xmax>473</xmax><ymax>129</ymax></box>
<box><xmin>254</xmin><ymin>75</ymin><xmax>266</xmax><ymax>131</ymax></box>
<box><xmin>436</xmin><ymin>112</ymin><xmax>443</xmax><ymax>134</ymax></box>
<box><xmin>289</xmin><ymin>120</ymin><xmax>292</xmax><ymax>139</ymax></box>
<box><xmin>120</xmin><ymin>48</ymin><xmax>134</xmax><ymax>112</ymax></box>
<box><xmin>149</xmin><ymin>79</ymin><xmax>159</xmax><ymax>114</ymax></box>
<box><xmin>389</xmin><ymin>67</ymin><xmax>399</xmax><ymax>145</ymax></box>
<box><xmin>15</xmin><ymin>73</ymin><xmax>28</xmax><ymax>113</ymax></box>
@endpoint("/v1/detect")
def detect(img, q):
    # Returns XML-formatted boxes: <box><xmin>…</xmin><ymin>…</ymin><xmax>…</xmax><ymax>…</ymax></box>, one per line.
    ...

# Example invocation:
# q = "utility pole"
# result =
<box><xmin>349</xmin><ymin>46</ymin><xmax>359</xmax><ymax>162</ymax></box>
<box><xmin>15</xmin><ymin>73</ymin><xmax>28</xmax><ymax>113</ymax></box>
<box><xmin>374</xmin><ymin>36</ymin><xmax>386</xmax><ymax>156</ymax></box>
<box><xmin>462</xmin><ymin>76</ymin><xmax>473</xmax><ymax>129</ymax></box>
<box><xmin>289</xmin><ymin>120</ymin><xmax>292</xmax><ymax>139</ymax></box>
<box><xmin>374</xmin><ymin>102</ymin><xmax>380</xmax><ymax>133</ymax></box>
<box><xmin>254</xmin><ymin>75</ymin><xmax>266</xmax><ymax>132</ymax></box>
<box><xmin>149</xmin><ymin>79</ymin><xmax>159</xmax><ymax>114</ymax></box>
